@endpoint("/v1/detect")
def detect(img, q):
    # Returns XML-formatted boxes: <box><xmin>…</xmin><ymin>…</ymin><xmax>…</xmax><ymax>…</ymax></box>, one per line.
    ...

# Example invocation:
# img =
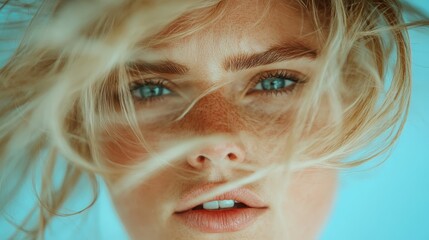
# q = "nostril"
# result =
<box><xmin>227</xmin><ymin>153</ymin><xmax>237</xmax><ymax>161</ymax></box>
<box><xmin>197</xmin><ymin>155</ymin><xmax>206</xmax><ymax>163</ymax></box>
<box><xmin>188</xmin><ymin>144</ymin><xmax>245</xmax><ymax>169</ymax></box>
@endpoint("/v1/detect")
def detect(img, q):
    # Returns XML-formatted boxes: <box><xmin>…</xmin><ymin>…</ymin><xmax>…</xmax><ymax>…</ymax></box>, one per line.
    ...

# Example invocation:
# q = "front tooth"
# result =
<box><xmin>219</xmin><ymin>200</ymin><xmax>235</xmax><ymax>208</ymax></box>
<box><xmin>203</xmin><ymin>201</ymin><xmax>219</xmax><ymax>210</ymax></box>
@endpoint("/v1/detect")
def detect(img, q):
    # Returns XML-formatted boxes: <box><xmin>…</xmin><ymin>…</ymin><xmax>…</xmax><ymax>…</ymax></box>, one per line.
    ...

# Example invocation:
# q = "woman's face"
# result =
<box><xmin>103</xmin><ymin>1</ymin><xmax>336</xmax><ymax>239</ymax></box>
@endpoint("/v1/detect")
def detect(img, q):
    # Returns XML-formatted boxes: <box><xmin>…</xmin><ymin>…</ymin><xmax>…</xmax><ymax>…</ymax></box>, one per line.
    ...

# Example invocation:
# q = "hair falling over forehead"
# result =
<box><xmin>0</xmin><ymin>0</ymin><xmax>428</xmax><ymax>238</ymax></box>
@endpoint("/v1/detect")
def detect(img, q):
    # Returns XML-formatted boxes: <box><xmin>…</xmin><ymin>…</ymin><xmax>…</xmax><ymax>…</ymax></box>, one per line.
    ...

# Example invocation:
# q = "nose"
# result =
<box><xmin>174</xmin><ymin>91</ymin><xmax>245</xmax><ymax>135</ymax></box>
<box><xmin>187</xmin><ymin>142</ymin><xmax>246</xmax><ymax>170</ymax></box>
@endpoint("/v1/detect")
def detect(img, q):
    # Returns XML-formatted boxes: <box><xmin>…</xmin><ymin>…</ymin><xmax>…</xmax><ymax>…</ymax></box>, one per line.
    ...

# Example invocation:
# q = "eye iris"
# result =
<box><xmin>139</xmin><ymin>85</ymin><xmax>164</xmax><ymax>98</ymax></box>
<box><xmin>261</xmin><ymin>77</ymin><xmax>287</xmax><ymax>90</ymax></box>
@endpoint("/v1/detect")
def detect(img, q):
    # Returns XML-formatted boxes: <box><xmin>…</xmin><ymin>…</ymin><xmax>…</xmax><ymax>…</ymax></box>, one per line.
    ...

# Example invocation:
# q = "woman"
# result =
<box><xmin>0</xmin><ymin>0</ymin><xmax>427</xmax><ymax>239</ymax></box>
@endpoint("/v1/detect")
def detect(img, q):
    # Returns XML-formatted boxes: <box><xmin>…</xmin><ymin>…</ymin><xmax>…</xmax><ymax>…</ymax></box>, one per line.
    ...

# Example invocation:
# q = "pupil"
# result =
<box><xmin>262</xmin><ymin>77</ymin><xmax>285</xmax><ymax>90</ymax></box>
<box><xmin>141</xmin><ymin>85</ymin><xmax>162</xmax><ymax>98</ymax></box>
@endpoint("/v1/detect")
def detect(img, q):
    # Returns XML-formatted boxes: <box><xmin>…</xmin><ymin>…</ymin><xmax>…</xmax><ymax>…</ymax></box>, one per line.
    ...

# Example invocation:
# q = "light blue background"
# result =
<box><xmin>1</xmin><ymin>1</ymin><xmax>429</xmax><ymax>239</ymax></box>
<box><xmin>321</xmin><ymin>1</ymin><xmax>429</xmax><ymax>239</ymax></box>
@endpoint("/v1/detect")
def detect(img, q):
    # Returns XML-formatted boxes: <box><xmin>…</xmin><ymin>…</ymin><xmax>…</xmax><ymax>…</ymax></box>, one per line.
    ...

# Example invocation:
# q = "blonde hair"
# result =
<box><xmin>0</xmin><ymin>0</ymin><xmax>428</xmax><ymax>239</ymax></box>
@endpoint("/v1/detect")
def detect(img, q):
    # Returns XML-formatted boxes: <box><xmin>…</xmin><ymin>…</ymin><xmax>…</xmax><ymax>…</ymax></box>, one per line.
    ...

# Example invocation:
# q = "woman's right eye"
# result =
<box><xmin>130</xmin><ymin>80</ymin><xmax>172</xmax><ymax>101</ymax></box>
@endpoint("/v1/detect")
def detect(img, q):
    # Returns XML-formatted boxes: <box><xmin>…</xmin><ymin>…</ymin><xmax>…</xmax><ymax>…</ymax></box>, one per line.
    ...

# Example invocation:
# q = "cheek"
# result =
<box><xmin>110</xmin><ymin>169</ymin><xmax>182</xmax><ymax>239</ymax></box>
<box><xmin>100</xmin><ymin>126</ymin><xmax>150</xmax><ymax>164</ymax></box>
<box><xmin>284</xmin><ymin>169</ymin><xmax>337</xmax><ymax>239</ymax></box>
<box><xmin>100</xmin><ymin>124</ymin><xmax>192</xmax><ymax>166</ymax></box>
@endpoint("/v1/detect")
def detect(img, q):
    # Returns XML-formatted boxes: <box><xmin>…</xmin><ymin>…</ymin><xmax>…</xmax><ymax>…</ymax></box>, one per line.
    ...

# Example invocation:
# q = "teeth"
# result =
<box><xmin>219</xmin><ymin>200</ymin><xmax>235</xmax><ymax>208</ymax></box>
<box><xmin>202</xmin><ymin>200</ymin><xmax>236</xmax><ymax>210</ymax></box>
<box><xmin>202</xmin><ymin>201</ymin><xmax>219</xmax><ymax>210</ymax></box>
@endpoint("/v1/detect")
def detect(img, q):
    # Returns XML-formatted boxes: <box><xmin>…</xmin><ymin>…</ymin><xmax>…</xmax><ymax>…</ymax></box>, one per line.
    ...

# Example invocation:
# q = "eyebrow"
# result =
<box><xmin>128</xmin><ymin>60</ymin><xmax>189</xmax><ymax>75</ymax></box>
<box><xmin>129</xmin><ymin>41</ymin><xmax>317</xmax><ymax>75</ymax></box>
<box><xmin>223</xmin><ymin>41</ymin><xmax>318</xmax><ymax>72</ymax></box>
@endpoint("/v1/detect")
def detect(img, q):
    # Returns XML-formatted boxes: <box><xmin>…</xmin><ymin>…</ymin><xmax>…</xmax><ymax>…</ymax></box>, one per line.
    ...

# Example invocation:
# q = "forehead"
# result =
<box><xmin>145</xmin><ymin>0</ymin><xmax>319</xmax><ymax>68</ymax></box>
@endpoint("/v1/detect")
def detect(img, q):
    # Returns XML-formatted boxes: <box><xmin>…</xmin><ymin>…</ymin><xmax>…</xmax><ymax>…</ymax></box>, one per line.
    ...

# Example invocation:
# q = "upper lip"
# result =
<box><xmin>174</xmin><ymin>183</ymin><xmax>268</xmax><ymax>213</ymax></box>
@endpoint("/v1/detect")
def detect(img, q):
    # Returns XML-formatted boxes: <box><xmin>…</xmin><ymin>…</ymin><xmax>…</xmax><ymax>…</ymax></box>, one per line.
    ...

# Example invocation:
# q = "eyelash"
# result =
<box><xmin>129</xmin><ymin>69</ymin><xmax>307</xmax><ymax>103</ymax></box>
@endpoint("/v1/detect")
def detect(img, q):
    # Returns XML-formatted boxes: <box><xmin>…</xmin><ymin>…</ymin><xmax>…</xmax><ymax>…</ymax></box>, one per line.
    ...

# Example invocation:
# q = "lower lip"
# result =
<box><xmin>174</xmin><ymin>208</ymin><xmax>267</xmax><ymax>233</ymax></box>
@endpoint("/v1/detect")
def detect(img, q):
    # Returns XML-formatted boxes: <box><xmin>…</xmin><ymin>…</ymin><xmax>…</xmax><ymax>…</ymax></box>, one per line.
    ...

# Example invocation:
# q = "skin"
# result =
<box><xmin>102</xmin><ymin>1</ymin><xmax>337</xmax><ymax>239</ymax></box>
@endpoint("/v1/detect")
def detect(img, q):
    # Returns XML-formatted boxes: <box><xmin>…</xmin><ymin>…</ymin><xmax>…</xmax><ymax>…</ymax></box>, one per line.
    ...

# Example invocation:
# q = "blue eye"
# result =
<box><xmin>254</xmin><ymin>76</ymin><xmax>297</xmax><ymax>92</ymax></box>
<box><xmin>131</xmin><ymin>81</ymin><xmax>172</xmax><ymax>100</ymax></box>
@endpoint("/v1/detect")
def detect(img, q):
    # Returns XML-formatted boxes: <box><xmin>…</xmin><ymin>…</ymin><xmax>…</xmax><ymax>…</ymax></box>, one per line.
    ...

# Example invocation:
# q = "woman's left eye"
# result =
<box><xmin>254</xmin><ymin>77</ymin><xmax>296</xmax><ymax>91</ymax></box>
<box><xmin>130</xmin><ymin>80</ymin><xmax>172</xmax><ymax>101</ymax></box>
<box><xmin>250</xmin><ymin>71</ymin><xmax>303</xmax><ymax>95</ymax></box>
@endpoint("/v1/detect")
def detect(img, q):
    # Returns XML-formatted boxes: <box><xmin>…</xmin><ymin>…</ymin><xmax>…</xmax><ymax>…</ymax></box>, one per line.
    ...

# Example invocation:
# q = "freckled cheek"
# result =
<box><xmin>99</xmin><ymin>124</ymin><xmax>183</xmax><ymax>164</ymax></box>
<box><xmin>102</xmin><ymin>140</ymin><xmax>141</xmax><ymax>164</ymax></box>
<box><xmin>100</xmin><ymin>127</ymin><xmax>150</xmax><ymax>164</ymax></box>
<box><xmin>98</xmin><ymin>103</ymin><xmax>303</xmax><ymax>165</ymax></box>
<box><xmin>98</xmin><ymin>122</ymin><xmax>288</xmax><ymax>166</ymax></box>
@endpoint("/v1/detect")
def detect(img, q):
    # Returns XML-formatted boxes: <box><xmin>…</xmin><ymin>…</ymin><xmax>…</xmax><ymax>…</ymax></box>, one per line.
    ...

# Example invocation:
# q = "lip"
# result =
<box><xmin>174</xmin><ymin>183</ymin><xmax>268</xmax><ymax>233</ymax></box>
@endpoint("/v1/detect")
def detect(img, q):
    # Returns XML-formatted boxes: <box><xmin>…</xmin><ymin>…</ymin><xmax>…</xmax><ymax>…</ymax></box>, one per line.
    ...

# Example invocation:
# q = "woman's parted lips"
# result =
<box><xmin>174</xmin><ymin>183</ymin><xmax>268</xmax><ymax>213</ymax></box>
